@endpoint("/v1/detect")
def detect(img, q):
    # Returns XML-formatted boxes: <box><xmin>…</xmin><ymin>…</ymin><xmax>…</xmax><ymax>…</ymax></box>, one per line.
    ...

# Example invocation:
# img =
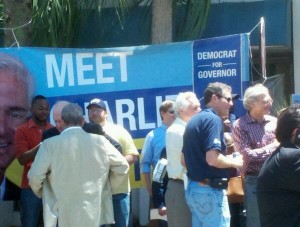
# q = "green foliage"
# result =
<box><xmin>0</xmin><ymin>2</ymin><xmax>3</xmax><ymax>23</ymax></box>
<box><xmin>31</xmin><ymin>0</ymin><xmax>211</xmax><ymax>47</ymax></box>
<box><xmin>272</xmin><ymin>96</ymin><xmax>290</xmax><ymax>117</ymax></box>
<box><xmin>175</xmin><ymin>0</ymin><xmax>211</xmax><ymax>41</ymax></box>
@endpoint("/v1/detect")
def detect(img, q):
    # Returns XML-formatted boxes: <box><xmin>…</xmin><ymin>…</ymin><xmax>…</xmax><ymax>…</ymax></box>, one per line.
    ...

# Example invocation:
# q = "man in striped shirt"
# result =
<box><xmin>232</xmin><ymin>83</ymin><xmax>279</xmax><ymax>227</ymax></box>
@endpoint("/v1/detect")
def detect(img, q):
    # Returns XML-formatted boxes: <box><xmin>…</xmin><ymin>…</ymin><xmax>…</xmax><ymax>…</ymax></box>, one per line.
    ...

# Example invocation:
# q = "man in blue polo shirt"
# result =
<box><xmin>182</xmin><ymin>82</ymin><xmax>243</xmax><ymax>227</ymax></box>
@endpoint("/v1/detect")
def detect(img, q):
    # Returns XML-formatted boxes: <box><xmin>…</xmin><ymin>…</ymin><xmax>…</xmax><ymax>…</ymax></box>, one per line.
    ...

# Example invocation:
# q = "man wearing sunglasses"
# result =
<box><xmin>140</xmin><ymin>100</ymin><xmax>175</xmax><ymax>226</ymax></box>
<box><xmin>182</xmin><ymin>82</ymin><xmax>243</xmax><ymax>227</ymax></box>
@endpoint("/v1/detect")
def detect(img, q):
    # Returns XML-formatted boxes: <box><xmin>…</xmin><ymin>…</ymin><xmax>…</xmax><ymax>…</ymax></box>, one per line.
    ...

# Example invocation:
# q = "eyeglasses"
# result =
<box><xmin>260</xmin><ymin>99</ymin><xmax>273</xmax><ymax>105</ymax></box>
<box><xmin>168</xmin><ymin>110</ymin><xmax>175</xmax><ymax>114</ymax></box>
<box><xmin>217</xmin><ymin>94</ymin><xmax>232</xmax><ymax>103</ymax></box>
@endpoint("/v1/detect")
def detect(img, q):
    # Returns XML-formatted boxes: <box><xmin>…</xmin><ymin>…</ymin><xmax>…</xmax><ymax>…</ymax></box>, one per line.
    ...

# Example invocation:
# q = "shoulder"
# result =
<box><xmin>167</xmin><ymin>119</ymin><xmax>184</xmax><ymax>134</ymax></box>
<box><xmin>265</xmin><ymin>115</ymin><xmax>277</xmax><ymax>122</ymax></box>
<box><xmin>43</xmin><ymin>127</ymin><xmax>60</xmax><ymax>140</ymax></box>
<box><xmin>280</xmin><ymin>147</ymin><xmax>300</xmax><ymax>159</ymax></box>
<box><xmin>16</xmin><ymin>120</ymin><xmax>31</xmax><ymax>131</ymax></box>
<box><xmin>233</xmin><ymin>114</ymin><xmax>248</xmax><ymax>128</ymax></box>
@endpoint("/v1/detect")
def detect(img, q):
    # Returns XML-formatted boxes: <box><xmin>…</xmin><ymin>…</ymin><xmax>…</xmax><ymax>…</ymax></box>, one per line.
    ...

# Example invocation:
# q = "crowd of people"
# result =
<box><xmin>1</xmin><ymin>52</ymin><xmax>300</xmax><ymax>227</ymax></box>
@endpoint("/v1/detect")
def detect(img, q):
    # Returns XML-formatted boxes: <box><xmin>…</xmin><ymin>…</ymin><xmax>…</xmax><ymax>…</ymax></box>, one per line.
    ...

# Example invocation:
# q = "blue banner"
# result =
<box><xmin>2</xmin><ymin>34</ymin><xmax>249</xmax><ymax>188</ymax></box>
<box><xmin>193</xmin><ymin>33</ymin><xmax>249</xmax><ymax>117</ymax></box>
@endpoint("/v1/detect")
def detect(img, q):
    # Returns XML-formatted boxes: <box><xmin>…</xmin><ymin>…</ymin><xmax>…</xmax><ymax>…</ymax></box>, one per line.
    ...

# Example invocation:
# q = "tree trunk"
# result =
<box><xmin>3</xmin><ymin>0</ymin><xmax>32</xmax><ymax>47</ymax></box>
<box><xmin>151</xmin><ymin>0</ymin><xmax>172</xmax><ymax>44</ymax></box>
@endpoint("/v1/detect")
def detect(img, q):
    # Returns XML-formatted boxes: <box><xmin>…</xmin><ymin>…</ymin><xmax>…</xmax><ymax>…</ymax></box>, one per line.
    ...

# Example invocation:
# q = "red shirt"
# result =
<box><xmin>15</xmin><ymin>118</ymin><xmax>53</xmax><ymax>188</ymax></box>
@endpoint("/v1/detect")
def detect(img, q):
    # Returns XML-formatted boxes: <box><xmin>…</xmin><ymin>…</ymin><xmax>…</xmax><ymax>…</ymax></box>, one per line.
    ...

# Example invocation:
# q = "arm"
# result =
<box><xmin>15</xmin><ymin>126</ymin><xmax>40</xmax><ymax>166</ymax></box>
<box><xmin>17</xmin><ymin>144</ymin><xmax>40</xmax><ymax>166</ymax></box>
<box><xmin>140</xmin><ymin>134</ymin><xmax>154</xmax><ymax>195</ymax></box>
<box><xmin>27</xmin><ymin>142</ymin><xmax>51</xmax><ymax>198</ymax></box>
<box><xmin>181</xmin><ymin>153</ymin><xmax>186</xmax><ymax>167</ymax></box>
<box><xmin>105</xmin><ymin>140</ymin><xmax>130</xmax><ymax>193</ymax></box>
<box><xmin>125</xmin><ymin>154</ymin><xmax>138</xmax><ymax>165</ymax></box>
<box><xmin>206</xmin><ymin>149</ymin><xmax>243</xmax><ymax>169</ymax></box>
<box><xmin>118</xmin><ymin>128</ymin><xmax>139</xmax><ymax>165</ymax></box>
<box><xmin>142</xmin><ymin>173</ymin><xmax>152</xmax><ymax>196</ymax></box>
<box><xmin>166</xmin><ymin>128</ymin><xmax>185</xmax><ymax>177</ymax></box>
<box><xmin>232</xmin><ymin>123</ymin><xmax>279</xmax><ymax>160</ymax></box>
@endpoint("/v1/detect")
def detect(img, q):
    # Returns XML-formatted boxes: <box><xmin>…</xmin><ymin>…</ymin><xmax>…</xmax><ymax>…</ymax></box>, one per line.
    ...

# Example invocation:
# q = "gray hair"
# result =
<box><xmin>0</xmin><ymin>53</ymin><xmax>34</xmax><ymax>107</ymax></box>
<box><xmin>61</xmin><ymin>103</ymin><xmax>84</xmax><ymax>126</ymax></box>
<box><xmin>243</xmin><ymin>83</ymin><xmax>270</xmax><ymax>111</ymax></box>
<box><xmin>173</xmin><ymin>92</ymin><xmax>198</xmax><ymax>116</ymax></box>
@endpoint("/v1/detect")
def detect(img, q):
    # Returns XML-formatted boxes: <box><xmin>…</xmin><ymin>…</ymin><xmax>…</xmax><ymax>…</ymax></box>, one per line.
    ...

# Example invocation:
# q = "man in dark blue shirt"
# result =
<box><xmin>182</xmin><ymin>82</ymin><xmax>243</xmax><ymax>227</ymax></box>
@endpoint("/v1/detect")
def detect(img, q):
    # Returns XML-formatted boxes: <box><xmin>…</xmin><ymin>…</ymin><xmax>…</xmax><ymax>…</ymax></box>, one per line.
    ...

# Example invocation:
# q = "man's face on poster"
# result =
<box><xmin>0</xmin><ymin>70</ymin><xmax>29</xmax><ymax>180</ymax></box>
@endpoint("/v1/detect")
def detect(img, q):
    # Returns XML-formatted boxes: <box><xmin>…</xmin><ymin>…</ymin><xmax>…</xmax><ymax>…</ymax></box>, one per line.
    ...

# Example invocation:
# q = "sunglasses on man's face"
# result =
<box><xmin>217</xmin><ymin>94</ymin><xmax>232</xmax><ymax>103</ymax></box>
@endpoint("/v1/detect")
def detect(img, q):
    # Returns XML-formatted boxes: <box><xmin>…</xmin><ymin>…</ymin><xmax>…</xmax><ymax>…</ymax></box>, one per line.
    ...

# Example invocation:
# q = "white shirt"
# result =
<box><xmin>166</xmin><ymin>117</ymin><xmax>187</xmax><ymax>180</ymax></box>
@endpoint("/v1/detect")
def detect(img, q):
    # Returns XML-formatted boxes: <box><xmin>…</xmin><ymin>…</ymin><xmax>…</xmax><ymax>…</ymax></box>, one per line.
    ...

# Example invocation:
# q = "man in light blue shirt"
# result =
<box><xmin>141</xmin><ymin>100</ymin><xmax>175</xmax><ymax>216</ymax></box>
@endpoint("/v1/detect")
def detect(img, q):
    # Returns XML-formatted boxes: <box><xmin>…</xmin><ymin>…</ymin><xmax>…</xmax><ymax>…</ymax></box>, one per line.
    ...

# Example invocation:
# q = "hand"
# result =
<box><xmin>230</xmin><ymin>155</ymin><xmax>243</xmax><ymax>169</ymax></box>
<box><xmin>158</xmin><ymin>206</ymin><xmax>167</xmax><ymax>216</ymax></box>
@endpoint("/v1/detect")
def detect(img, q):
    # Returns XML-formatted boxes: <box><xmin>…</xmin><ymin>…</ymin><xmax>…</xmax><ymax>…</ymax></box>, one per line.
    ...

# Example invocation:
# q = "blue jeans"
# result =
<box><xmin>20</xmin><ymin>188</ymin><xmax>42</xmax><ymax>227</ymax></box>
<box><xmin>244</xmin><ymin>176</ymin><xmax>260</xmax><ymax>227</ymax></box>
<box><xmin>112</xmin><ymin>193</ymin><xmax>130</xmax><ymax>227</ymax></box>
<box><xmin>185</xmin><ymin>180</ymin><xmax>230</xmax><ymax>227</ymax></box>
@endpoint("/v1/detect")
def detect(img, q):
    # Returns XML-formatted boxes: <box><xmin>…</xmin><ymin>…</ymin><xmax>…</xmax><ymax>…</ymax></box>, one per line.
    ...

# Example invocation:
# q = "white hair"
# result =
<box><xmin>243</xmin><ymin>83</ymin><xmax>270</xmax><ymax>111</ymax></box>
<box><xmin>173</xmin><ymin>92</ymin><xmax>198</xmax><ymax>116</ymax></box>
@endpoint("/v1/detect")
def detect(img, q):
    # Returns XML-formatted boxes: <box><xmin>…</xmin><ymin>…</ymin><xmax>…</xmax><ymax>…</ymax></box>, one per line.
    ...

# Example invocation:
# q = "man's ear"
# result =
<box><xmin>81</xmin><ymin>118</ymin><xmax>85</xmax><ymax>127</ymax></box>
<box><xmin>293</xmin><ymin>128</ymin><xmax>300</xmax><ymax>146</ymax></box>
<box><xmin>61</xmin><ymin>120</ymin><xmax>67</xmax><ymax>129</ymax></box>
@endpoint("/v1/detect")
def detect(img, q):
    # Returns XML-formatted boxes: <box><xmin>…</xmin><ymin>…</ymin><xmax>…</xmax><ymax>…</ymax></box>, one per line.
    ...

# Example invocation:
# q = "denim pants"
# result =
<box><xmin>112</xmin><ymin>193</ymin><xmax>130</xmax><ymax>227</ymax></box>
<box><xmin>20</xmin><ymin>188</ymin><xmax>42</xmax><ymax>227</ymax></box>
<box><xmin>185</xmin><ymin>180</ymin><xmax>230</xmax><ymax>227</ymax></box>
<box><xmin>244</xmin><ymin>176</ymin><xmax>260</xmax><ymax>227</ymax></box>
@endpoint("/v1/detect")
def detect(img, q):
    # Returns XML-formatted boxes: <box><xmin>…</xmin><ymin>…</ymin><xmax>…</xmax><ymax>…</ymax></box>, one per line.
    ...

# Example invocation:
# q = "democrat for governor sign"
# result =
<box><xmin>3</xmin><ymin>33</ymin><xmax>249</xmax><ymax>190</ymax></box>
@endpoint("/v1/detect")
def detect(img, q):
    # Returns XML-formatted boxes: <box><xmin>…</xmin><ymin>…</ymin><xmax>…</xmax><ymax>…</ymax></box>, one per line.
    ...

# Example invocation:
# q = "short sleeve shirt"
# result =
<box><xmin>15</xmin><ymin>118</ymin><xmax>53</xmax><ymax>188</ymax></box>
<box><xmin>182</xmin><ymin>108</ymin><xmax>228</xmax><ymax>181</ymax></box>
<box><xmin>102</xmin><ymin>121</ymin><xmax>138</xmax><ymax>194</ymax></box>
<box><xmin>141</xmin><ymin>124</ymin><xmax>167</xmax><ymax>174</ymax></box>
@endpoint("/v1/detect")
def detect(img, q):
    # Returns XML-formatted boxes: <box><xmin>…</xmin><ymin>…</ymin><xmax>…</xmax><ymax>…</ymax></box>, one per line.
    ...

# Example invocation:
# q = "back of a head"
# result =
<box><xmin>0</xmin><ymin>53</ymin><xmax>34</xmax><ymax>106</ymax></box>
<box><xmin>61</xmin><ymin>103</ymin><xmax>84</xmax><ymax>126</ymax></box>
<box><xmin>276</xmin><ymin>105</ymin><xmax>300</xmax><ymax>142</ymax></box>
<box><xmin>204</xmin><ymin>82</ymin><xmax>232</xmax><ymax>105</ymax></box>
<box><xmin>83</xmin><ymin>123</ymin><xmax>105</xmax><ymax>135</ymax></box>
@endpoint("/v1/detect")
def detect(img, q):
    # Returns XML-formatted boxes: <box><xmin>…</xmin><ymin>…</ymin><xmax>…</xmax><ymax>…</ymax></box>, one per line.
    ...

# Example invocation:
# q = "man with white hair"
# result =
<box><xmin>232</xmin><ymin>83</ymin><xmax>279</xmax><ymax>227</ymax></box>
<box><xmin>165</xmin><ymin>91</ymin><xmax>201</xmax><ymax>227</ymax></box>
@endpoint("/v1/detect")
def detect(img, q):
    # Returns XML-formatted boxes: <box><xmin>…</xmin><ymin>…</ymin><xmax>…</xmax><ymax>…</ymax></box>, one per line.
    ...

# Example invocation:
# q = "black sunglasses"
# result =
<box><xmin>217</xmin><ymin>94</ymin><xmax>232</xmax><ymax>103</ymax></box>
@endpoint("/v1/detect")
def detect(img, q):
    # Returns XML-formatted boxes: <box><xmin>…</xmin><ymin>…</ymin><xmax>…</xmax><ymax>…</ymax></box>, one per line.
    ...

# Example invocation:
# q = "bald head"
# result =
<box><xmin>53</xmin><ymin>101</ymin><xmax>70</xmax><ymax>132</ymax></box>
